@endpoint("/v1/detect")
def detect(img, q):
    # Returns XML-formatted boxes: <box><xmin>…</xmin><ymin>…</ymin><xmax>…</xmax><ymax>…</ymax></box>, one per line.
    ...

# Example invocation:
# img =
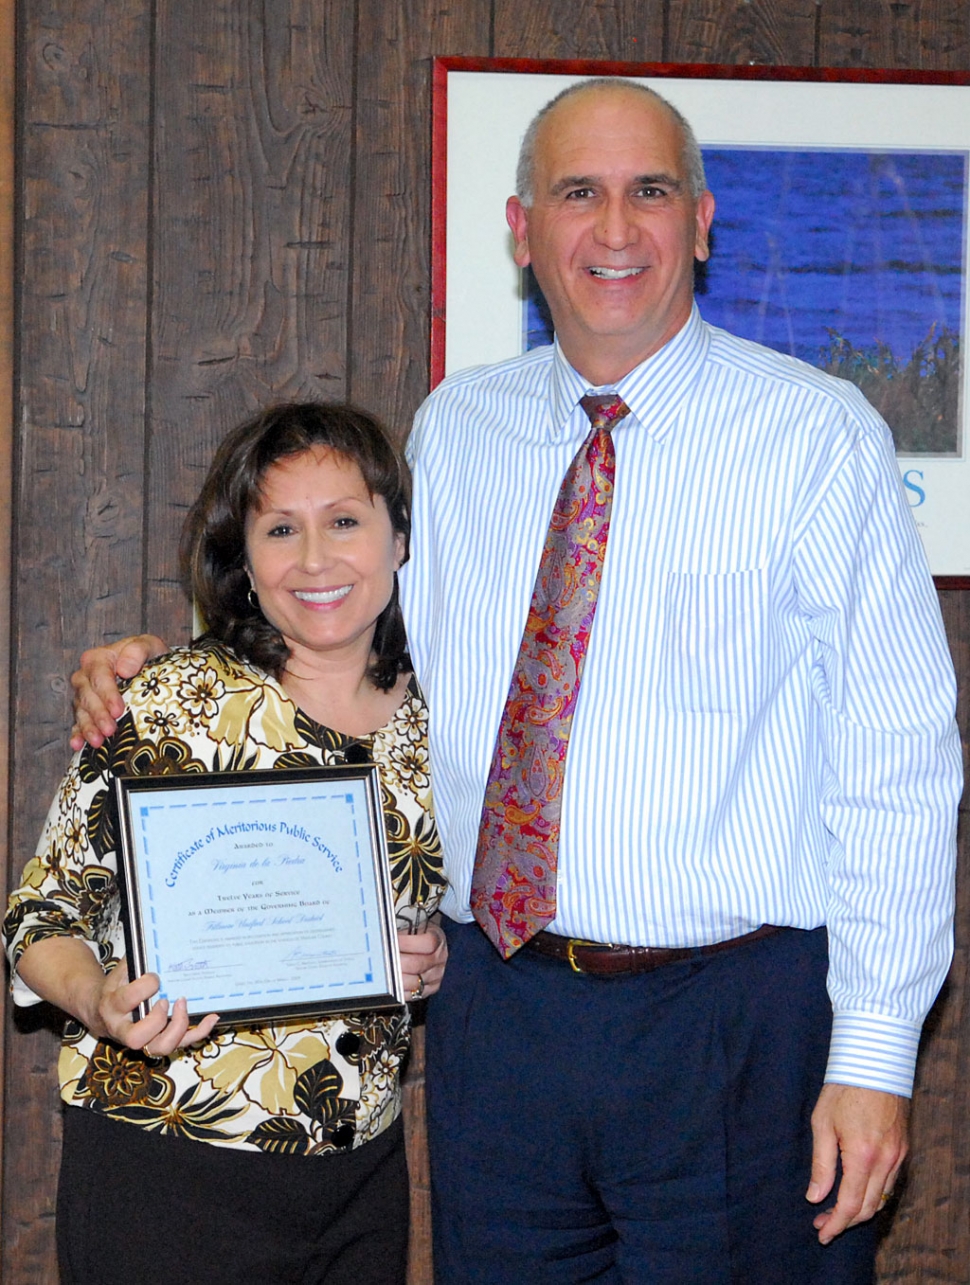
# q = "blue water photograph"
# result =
<box><xmin>524</xmin><ymin>147</ymin><xmax>967</xmax><ymax>455</ymax></box>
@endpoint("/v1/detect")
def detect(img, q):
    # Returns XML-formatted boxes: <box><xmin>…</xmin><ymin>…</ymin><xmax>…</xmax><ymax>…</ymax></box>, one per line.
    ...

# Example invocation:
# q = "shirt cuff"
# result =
<box><xmin>824</xmin><ymin>1010</ymin><xmax>923</xmax><ymax>1098</ymax></box>
<box><xmin>11</xmin><ymin>968</ymin><xmax>44</xmax><ymax>1007</ymax></box>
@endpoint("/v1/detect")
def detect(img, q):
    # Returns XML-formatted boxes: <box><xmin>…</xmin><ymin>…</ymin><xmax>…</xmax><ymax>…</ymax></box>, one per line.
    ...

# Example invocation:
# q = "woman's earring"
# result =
<box><xmin>247</xmin><ymin>587</ymin><xmax>259</xmax><ymax>611</ymax></box>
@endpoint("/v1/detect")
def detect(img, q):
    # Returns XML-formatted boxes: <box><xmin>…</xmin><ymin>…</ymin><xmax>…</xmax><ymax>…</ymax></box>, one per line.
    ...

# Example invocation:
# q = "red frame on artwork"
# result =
<box><xmin>430</xmin><ymin>56</ymin><xmax>970</xmax><ymax>588</ymax></box>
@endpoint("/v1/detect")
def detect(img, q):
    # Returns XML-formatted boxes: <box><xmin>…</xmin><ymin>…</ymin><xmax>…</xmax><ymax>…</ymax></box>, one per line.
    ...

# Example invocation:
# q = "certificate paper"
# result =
<box><xmin>114</xmin><ymin>765</ymin><xmax>404</xmax><ymax>1025</ymax></box>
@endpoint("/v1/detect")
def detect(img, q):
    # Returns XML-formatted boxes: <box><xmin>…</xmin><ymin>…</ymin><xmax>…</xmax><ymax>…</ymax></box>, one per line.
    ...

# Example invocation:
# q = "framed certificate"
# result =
<box><xmin>114</xmin><ymin>764</ymin><xmax>405</xmax><ymax>1026</ymax></box>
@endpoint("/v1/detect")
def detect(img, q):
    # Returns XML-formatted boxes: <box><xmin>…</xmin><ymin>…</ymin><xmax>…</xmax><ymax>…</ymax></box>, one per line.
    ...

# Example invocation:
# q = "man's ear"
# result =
<box><xmin>694</xmin><ymin>190</ymin><xmax>715</xmax><ymax>264</ymax></box>
<box><xmin>506</xmin><ymin>196</ymin><xmax>532</xmax><ymax>269</ymax></box>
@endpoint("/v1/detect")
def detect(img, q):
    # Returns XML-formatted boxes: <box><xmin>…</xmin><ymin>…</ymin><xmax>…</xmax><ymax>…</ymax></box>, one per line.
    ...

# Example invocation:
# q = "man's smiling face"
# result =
<box><xmin>506</xmin><ymin>85</ymin><xmax>715</xmax><ymax>386</ymax></box>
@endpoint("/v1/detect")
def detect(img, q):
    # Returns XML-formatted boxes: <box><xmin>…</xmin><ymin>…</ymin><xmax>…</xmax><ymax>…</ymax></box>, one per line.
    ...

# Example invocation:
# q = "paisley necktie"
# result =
<box><xmin>470</xmin><ymin>394</ymin><xmax>631</xmax><ymax>957</ymax></box>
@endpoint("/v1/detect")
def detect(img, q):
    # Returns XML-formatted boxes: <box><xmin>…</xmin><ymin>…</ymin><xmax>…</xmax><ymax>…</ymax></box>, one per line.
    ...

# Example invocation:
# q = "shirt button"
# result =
<box><xmin>331</xmin><ymin>1124</ymin><xmax>355</xmax><ymax>1148</ymax></box>
<box><xmin>336</xmin><ymin>1032</ymin><xmax>361</xmax><ymax>1058</ymax></box>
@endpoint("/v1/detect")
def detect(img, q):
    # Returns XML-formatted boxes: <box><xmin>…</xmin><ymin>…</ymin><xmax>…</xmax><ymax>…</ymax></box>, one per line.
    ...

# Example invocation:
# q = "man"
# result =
<box><xmin>72</xmin><ymin>81</ymin><xmax>961</xmax><ymax>1282</ymax></box>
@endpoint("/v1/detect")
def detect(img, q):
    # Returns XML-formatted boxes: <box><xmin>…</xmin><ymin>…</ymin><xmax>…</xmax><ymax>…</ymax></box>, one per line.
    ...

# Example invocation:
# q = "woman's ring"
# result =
<box><xmin>409</xmin><ymin>975</ymin><xmax>425</xmax><ymax>1000</ymax></box>
<box><xmin>880</xmin><ymin>1191</ymin><xmax>892</xmax><ymax>1205</ymax></box>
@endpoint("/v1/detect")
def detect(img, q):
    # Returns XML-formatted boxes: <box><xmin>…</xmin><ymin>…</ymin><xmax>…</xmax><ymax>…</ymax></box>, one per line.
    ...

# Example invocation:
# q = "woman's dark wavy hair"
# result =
<box><xmin>180</xmin><ymin>401</ymin><xmax>411</xmax><ymax>691</ymax></box>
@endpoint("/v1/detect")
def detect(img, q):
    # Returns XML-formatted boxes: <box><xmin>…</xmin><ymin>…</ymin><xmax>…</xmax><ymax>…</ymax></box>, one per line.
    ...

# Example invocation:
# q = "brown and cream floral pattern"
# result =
<box><xmin>3</xmin><ymin>640</ymin><xmax>445</xmax><ymax>1157</ymax></box>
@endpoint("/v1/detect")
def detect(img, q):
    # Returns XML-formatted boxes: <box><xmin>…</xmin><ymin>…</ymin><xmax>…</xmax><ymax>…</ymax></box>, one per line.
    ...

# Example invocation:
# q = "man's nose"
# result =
<box><xmin>594</xmin><ymin>195</ymin><xmax>638</xmax><ymax>249</ymax></box>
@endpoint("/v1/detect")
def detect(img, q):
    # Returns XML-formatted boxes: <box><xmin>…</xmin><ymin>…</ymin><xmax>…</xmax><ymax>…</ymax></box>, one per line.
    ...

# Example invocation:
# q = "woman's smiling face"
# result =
<box><xmin>245</xmin><ymin>446</ymin><xmax>405</xmax><ymax>671</ymax></box>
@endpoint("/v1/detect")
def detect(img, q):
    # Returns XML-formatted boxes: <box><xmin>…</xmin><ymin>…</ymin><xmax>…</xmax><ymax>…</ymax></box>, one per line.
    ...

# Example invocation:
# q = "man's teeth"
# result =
<box><xmin>589</xmin><ymin>267</ymin><xmax>643</xmax><ymax>279</ymax></box>
<box><xmin>295</xmin><ymin>586</ymin><xmax>352</xmax><ymax>604</ymax></box>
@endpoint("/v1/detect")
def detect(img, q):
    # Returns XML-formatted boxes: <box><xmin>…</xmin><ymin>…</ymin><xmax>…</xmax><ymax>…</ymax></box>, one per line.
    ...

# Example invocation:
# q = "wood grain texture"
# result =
<box><xmin>493</xmin><ymin>0</ymin><xmax>662</xmax><ymax>61</ymax></box>
<box><xmin>3</xmin><ymin>2</ymin><xmax>152</xmax><ymax>1276</ymax></box>
<box><xmin>145</xmin><ymin>0</ymin><xmax>356</xmax><ymax>640</ymax></box>
<box><xmin>0</xmin><ymin>0</ymin><xmax>15</xmax><ymax>1239</ymax></box>
<box><xmin>403</xmin><ymin>1018</ymin><xmax>432</xmax><ymax>1284</ymax></box>
<box><xmin>819</xmin><ymin>0</ymin><xmax>970</xmax><ymax>70</ymax></box>
<box><xmin>665</xmin><ymin>0</ymin><xmax>818</xmax><ymax>67</ymax></box>
<box><xmin>350</xmin><ymin>0</ymin><xmax>491</xmax><ymax>436</ymax></box>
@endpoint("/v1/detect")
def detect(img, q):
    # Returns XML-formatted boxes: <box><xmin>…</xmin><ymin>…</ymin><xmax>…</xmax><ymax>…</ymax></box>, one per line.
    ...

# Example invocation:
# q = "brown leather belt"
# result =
<box><xmin>524</xmin><ymin>924</ymin><xmax>784</xmax><ymax>976</ymax></box>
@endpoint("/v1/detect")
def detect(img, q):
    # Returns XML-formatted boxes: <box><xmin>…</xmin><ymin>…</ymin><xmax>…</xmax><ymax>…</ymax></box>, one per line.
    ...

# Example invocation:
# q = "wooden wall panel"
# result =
<box><xmin>666</xmin><ymin>0</ymin><xmax>818</xmax><ymax>66</ymax></box>
<box><xmin>145</xmin><ymin>0</ymin><xmax>357</xmax><ymax>640</ymax></box>
<box><xmin>4</xmin><ymin>1</ymin><xmax>153</xmax><ymax>1275</ymax></box>
<box><xmin>492</xmin><ymin>0</ymin><xmax>661</xmax><ymax>60</ymax></box>
<box><xmin>915</xmin><ymin>2</ymin><xmax>970</xmax><ymax>67</ymax></box>
<box><xmin>4</xmin><ymin>2</ymin><xmax>970</xmax><ymax>1283</ymax></box>
<box><xmin>819</xmin><ymin>0</ymin><xmax>970</xmax><ymax>70</ymax></box>
<box><xmin>350</xmin><ymin>0</ymin><xmax>491</xmax><ymax>435</ymax></box>
<box><xmin>0</xmin><ymin>0</ymin><xmax>16</xmax><ymax>1236</ymax></box>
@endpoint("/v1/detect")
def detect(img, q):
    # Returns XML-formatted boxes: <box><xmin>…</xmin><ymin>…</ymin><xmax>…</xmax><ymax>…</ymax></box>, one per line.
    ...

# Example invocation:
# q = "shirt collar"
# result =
<box><xmin>549</xmin><ymin>303</ymin><xmax>710</xmax><ymax>442</ymax></box>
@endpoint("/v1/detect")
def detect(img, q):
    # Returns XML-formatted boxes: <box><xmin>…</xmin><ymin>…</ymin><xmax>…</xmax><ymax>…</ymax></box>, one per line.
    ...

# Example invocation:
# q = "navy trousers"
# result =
<box><xmin>426</xmin><ymin>919</ymin><xmax>878</xmax><ymax>1284</ymax></box>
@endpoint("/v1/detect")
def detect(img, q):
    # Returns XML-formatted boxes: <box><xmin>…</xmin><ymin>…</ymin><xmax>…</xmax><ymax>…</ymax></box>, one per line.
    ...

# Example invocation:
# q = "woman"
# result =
<box><xmin>3</xmin><ymin>402</ymin><xmax>447</xmax><ymax>1284</ymax></box>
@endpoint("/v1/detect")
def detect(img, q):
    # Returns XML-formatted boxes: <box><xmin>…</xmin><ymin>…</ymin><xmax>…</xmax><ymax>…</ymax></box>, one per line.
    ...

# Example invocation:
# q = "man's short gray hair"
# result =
<box><xmin>515</xmin><ymin>78</ymin><xmax>708</xmax><ymax>207</ymax></box>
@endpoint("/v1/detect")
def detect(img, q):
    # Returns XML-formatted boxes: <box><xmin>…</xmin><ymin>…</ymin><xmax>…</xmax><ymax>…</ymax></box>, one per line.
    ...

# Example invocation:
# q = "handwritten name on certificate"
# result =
<box><xmin>115</xmin><ymin>766</ymin><xmax>403</xmax><ymax>1024</ymax></box>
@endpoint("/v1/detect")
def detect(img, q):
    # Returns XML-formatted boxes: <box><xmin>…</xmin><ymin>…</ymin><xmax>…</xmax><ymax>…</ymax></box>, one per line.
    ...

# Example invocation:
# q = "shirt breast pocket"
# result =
<box><xmin>662</xmin><ymin>569</ymin><xmax>767</xmax><ymax>715</ymax></box>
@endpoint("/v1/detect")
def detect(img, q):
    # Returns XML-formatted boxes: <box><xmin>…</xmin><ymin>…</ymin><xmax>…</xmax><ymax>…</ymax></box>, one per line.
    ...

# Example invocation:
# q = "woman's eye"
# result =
<box><xmin>334</xmin><ymin>516</ymin><xmax>359</xmax><ymax>529</ymax></box>
<box><xmin>267</xmin><ymin>523</ymin><xmax>294</xmax><ymax>538</ymax></box>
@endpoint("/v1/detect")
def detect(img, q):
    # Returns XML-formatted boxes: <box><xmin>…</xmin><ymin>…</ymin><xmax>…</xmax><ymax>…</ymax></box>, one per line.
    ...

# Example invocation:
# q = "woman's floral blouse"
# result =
<box><xmin>3</xmin><ymin>640</ymin><xmax>446</xmax><ymax>1157</ymax></box>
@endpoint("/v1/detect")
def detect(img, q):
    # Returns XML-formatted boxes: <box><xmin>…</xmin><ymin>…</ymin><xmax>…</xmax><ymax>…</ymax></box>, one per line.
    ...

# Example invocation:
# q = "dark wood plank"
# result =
<box><xmin>0</xmin><ymin>0</ymin><xmax>14</xmax><ymax>1247</ymax></box>
<box><xmin>916</xmin><ymin>1</ymin><xmax>970</xmax><ymax>67</ymax></box>
<box><xmin>350</xmin><ymin>0</ymin><xmax>492</xmax><ymax>438</ymax></box>
<box><xmin>145</xmin><ymin>0</ymin><xmax>356</xmax><ymax>640</ymax></box>
<box><xmin>877</xmin><ymin>591</ymin><xmax>970</xmax><ymax>1278</ymax></box>
<box><xmin>403</xmin><ymin>1020</ymin><xmax>432</xmax><ymax>1282</ymax></box>
<box><xmin>819</xmin><ymin>0</ymin><xmax>970</xmax><ymax>70</ymax></box>
<box><xmin>665</xmin><ymin>0</ymin><xmax>818</xmax><ymax>67</ymax></box>
<box><xmin>4</xmin><ymin>2</ymin><xmax>153</xmax><ymax>1277</ymax></box>
<box><xmin>493</xmin><ymin>0</ymin><xmax>663</xmax><ymax>61</ymax></box>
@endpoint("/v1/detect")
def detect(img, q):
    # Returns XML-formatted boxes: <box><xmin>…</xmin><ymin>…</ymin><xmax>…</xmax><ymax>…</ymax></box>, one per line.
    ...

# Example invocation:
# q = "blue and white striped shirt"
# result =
<box><xmin>401</xmin><ymin>305</ymin><xmax>962</xmax><ymax>1097</ymax></box>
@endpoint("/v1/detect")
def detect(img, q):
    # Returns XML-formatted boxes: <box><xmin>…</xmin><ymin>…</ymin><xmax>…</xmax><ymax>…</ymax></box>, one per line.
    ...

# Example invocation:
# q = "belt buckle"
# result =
<box><xmin>565</xmin><ymin>938</ymin><xmax>612</xmax><ymax>974</ymax></box>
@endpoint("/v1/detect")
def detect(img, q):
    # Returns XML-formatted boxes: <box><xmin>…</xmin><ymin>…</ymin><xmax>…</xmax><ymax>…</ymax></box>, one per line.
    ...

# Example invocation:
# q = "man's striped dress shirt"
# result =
<box><xmin>401</xmin><ymin>305</ymin><xmax>962</xmax><ymax>1097</ymax></box>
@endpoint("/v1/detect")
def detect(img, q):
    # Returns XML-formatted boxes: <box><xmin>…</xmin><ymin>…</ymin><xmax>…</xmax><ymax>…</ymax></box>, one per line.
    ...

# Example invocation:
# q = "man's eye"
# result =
<box><xmin>564</xmin><ymin>187</ymin><xmax>595</xmax><ymax>200</ymax></box>
<box><xmin>636</xmin><ymin>185</ymin><xmax>669</xmax><ymax>199</ymax></box>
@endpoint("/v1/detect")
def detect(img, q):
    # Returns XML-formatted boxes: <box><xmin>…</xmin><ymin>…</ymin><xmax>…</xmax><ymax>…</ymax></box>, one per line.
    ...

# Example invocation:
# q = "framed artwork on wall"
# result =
<box><xmin>431</xmin><ymin>58</ymin><xmax>970</xmax><ymax>585</ymax></box>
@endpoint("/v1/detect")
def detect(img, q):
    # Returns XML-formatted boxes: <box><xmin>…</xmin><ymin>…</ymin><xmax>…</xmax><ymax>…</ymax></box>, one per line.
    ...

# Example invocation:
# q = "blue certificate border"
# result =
<box><xmin>114</xmin><ymin>764</ymin><xmax>404</xmax><ymax>1025</ymax></box>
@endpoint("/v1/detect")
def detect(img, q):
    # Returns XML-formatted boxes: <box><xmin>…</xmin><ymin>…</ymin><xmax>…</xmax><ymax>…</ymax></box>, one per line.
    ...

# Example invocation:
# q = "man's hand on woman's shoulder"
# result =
<box><xmin>70</xmin><ymin>634</ymin><xmax>168</xmax><ymax>750</ymax></box>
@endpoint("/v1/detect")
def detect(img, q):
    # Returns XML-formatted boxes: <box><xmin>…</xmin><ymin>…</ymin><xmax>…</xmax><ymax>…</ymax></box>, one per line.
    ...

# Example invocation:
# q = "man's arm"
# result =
<box><xmin>793</xmin><ymin>392</ymin><xmax>960</xmax><ymax>1239</ymax></box>
<box><xmin>70</xmin><ymin>634</ymin><xmax>167</xmax><ymax>750</ymax></box>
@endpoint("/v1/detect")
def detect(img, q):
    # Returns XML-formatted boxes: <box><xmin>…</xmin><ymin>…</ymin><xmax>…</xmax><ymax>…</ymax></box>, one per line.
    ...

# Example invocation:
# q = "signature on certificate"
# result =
<box><xmin>167</xmin><ymin>959</ymin><xmax>211</xmax><ymax>974</ymax></box>
<box><xmin>282</xmin><ymin>946</ymin><xmax>336</xmax><ymax>964</ymax></box>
